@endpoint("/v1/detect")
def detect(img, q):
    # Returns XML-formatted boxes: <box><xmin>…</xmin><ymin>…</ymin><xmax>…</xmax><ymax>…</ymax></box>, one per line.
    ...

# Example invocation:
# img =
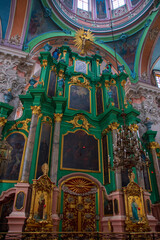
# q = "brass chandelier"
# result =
<box><xmin>112</xmin><ymin>114</ymin><xmax>150</xmax><ymax>175</ymax></box>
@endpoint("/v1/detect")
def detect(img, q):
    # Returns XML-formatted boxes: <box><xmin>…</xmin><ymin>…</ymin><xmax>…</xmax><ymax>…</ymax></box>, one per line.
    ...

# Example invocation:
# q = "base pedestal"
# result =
<box><xmin>7</xmin><ymin>182</ymin><xmax>31</xmax><ymax>233</ymax></box>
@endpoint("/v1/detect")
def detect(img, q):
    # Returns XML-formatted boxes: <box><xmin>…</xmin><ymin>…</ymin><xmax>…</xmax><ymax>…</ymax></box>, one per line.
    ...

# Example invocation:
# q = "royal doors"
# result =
<box><xmin>61</xmin><ymin>177</ymin><xmax>98</xmax><ymax>232</ymax></box>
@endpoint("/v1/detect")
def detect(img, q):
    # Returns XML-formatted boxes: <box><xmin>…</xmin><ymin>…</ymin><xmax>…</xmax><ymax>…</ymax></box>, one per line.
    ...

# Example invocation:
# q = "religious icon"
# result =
<box><xmin>37</xmin><ymin>193</ymin><xmax>46</xmax><ymax>220</ymax></box>
<box><xmin>131</xmin><ymin>198</ymin><xmax>139</xmax><ymax>222</ymax></box>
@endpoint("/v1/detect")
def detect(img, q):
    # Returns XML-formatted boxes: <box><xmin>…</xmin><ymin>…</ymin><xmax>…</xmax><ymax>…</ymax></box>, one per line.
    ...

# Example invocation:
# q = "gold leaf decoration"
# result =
<box><xmin>68</xmin><ymin>74</ymin><xmax>91</xmax><ymax>89</ymax></box>
<box><xmin>0</xmin><ymin>117</ymin><xmax>7</xmax><ymax>127</ymax></box>
<box><xmin>9</xmin><ymin>119</ymin><xmax>31</xmax><ymax>132</ymax></box>
<box><xmin>74</xmin><ymin>28</ymin><xmax>94</xmax><ymax>55</ymax></box>
<box><xmin>64</xmin><ymin>178</ymin><xmax>95</xmax><ymax>194</ymax></box>
<box><xmin>66</xmin><ymin>114</ymin><xmax>94</xmax><ymax>131</ymax></box>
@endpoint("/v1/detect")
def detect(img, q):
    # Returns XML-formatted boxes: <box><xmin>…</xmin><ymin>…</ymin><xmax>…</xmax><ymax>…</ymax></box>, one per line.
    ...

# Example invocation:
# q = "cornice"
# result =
<box><xmin>0</xmin><ymin>45</ymin><xmax>29</xmax><ymax>59</ymax></box>
<box><xmin>125</xmin><ymin>81</ymin><xmax>160</xmax><ymax>98</ymax></box>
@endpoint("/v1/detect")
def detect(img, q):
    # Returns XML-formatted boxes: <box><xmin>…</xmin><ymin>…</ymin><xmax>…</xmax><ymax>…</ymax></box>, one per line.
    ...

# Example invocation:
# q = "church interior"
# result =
<box><xmin>0</xmin><ymin>0</ymin><xmax>160</xmax><ymax>238</ymax></box>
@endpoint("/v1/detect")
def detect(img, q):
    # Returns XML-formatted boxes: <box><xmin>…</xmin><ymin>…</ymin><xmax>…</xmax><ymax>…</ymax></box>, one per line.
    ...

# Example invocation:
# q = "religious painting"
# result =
<box><xmin>69</xmin><ymin>85</ymin><xmax>90</xmax><ymax>112</ymax></box>
<box><xmin>75</xmin><ymin>60</ymin><xmax>87</xmax><ymax>74</ymax></box>
<box><xmin>36</xmin><ymin>123</ymin><xmax>51</xmax><ymax>179</ymax></box>
<box><xmin>0</xmin><ymin>198</ymin><xmax>14</xmax><ymax>232</ymax></box>
<box><xmin>128</xmin><ymin>196</ymin><xmax>142</xmax><ymax>222</ymax></box>
<box><xmin>0</xmin><ymin>133</ymin><xmax>26</xmax><ymax>181</ymax></box>
<box><xmin>106</xmin><ymin>30</ymin><xmax>143</xmax><ymax>72</ymax></box>
<box><xmin>96</xmin><ymin>0</ymin><xmax>106</xmax><ymax>19</ymax></box>
<box><xmin>121</xmin><ymin>169</ymin><xmax>129</xmax><ymax>187</ymax></box>
<box><xmin>141</xmin><ymin>153</ymin><xmax>151</xmax><ymax>191</ymax></box>
<box><xmin>110</xmin><ymin>85</ymin><xmax>119</xmax><ymax>108</ymax></box>
<box><xmin>62</xmin><ymin>130</ymin><xmax>99</xmax><ymax>171</ymax></box>
<box><xmin>25</xmin><ymin>175</ymin><xmax>55</xmax><ymax>232</ymax></box>
<box><xmin>47</xmin><ymin>70</ymin><xmax>57</xmax><ymax>97</ymax></box>
<box><xmin>104</xmin><ymin>198</ymin><xmax>113</xmax><ymax>216</ymax></box>
<box><xmin>96</xmin><ymin>87</ymin><xmax>103</xmax><ymax>115</ymax></box>
<box><xmin>143</xmin><ymin>167</ymin><xmax>151</xmax><ymax>191</ymax></box>
<box><xmin>15</xmin><ymin>191</ymin><xmax>25</xmax><ymax>211</ymax></box>
<box><xmin>102</xmin><ymin>135</ymin><xmax>109</xmax><ymax>184</ymax></box>
<box><xmin>26</xmin><ymin>0</ymin><xmax>61</xmax><ymax>42</ymax></box>
<box><xmin>34</xmin><ymin>192</ymin><xmax>48</xmax><ymax>221</ymax></box>
<box><xmin>64</xmin><ymin>0</ymin><xmax>73</xmax><ymax>9</ymax></box>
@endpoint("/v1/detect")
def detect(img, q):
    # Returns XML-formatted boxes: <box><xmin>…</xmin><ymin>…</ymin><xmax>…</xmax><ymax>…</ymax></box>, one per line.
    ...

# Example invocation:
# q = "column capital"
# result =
<box><xmin>149</xmin><ymin>141</ymin><xmax>160</xmax><ymax>149</ymax></box>
<box><xmin>0</xmin><ymin>117</ymin><xmax>7</xmax><ymax>127</ymax></box>
<box><xmin>31</xmin><ymin>105</ymin><xmax>41</xmax><ymax>115</ymax></box>
<box><xmin>54</xmin><ymin>113</ymin><xmax>63</xmax><ymax>122</ymax></box>
<box><xmin>129</xmin><ymin>123</ymin><xmax>139</xmax><ymax>132</ymax></box>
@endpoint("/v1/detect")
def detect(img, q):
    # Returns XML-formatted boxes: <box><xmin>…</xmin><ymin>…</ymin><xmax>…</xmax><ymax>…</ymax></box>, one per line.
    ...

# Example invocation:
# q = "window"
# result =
<box><xmin>112</xmin><ymin>0</ymin><xmax>125</xmax><ymax>9</ymax></box>
<box><xmin>78</xmin><ymin>0</ymin><xmax>89</xmax><ymax>11</ymax></box>
<box><xmin>155</xmin><ymin>74</ymin><xmax>160</xmax><ymax>88</ymax></box>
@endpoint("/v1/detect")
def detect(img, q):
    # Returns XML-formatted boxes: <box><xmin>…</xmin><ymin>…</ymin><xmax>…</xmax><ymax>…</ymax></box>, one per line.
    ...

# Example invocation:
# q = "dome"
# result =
<box><xmin>50</xmin><ymin>0</ymin><xmax>153</xmax><ymax>33</ymax></box>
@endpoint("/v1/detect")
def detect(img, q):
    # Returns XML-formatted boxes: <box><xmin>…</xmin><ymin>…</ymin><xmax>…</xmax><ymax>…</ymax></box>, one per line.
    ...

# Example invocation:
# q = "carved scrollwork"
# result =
<box><xmin>9</xmin><ymin>119</ymin><xmax>31</xmax><ymax>132</ymax></box>
<box><xmin>68</xmin><ymin>74</ymin><xmax>91</xmax><ymax>89</ymax></box>
<box><xmin>31</xmin><ymin>106</ymin><xmax>41</xmax><ymax>115</ymax></box>
<box><xmin>66</xmin><ymin>114</ymin><xmax>94</xmax><ymax>131</ymax></box>
<box><xmin>0</xmin><ymin>117</ymin><xmax>7</xmax><ymax>127</ymax></box>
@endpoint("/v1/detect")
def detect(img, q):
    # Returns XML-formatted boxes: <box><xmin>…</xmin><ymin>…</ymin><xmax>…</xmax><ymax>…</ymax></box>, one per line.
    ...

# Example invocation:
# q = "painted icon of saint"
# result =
<box><xmin>131</xmin><ymin>198</ymin><xmax>139</xmax><ymax>221</ymax></box>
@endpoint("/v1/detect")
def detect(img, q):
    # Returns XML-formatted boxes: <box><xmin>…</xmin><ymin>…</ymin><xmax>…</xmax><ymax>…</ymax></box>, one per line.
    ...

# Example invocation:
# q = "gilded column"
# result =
<box><xmin>150</xmin><ymin>142</ymin><xmax>160</xmax><ymax>196</ymax></box>
<box><xmin>0</xmin><ymin>117</ymin><xmax>7</xmax><ymax>136</ymax></box>
<box><xmin>21</xmin><ymin>106</ymin><xmax>41</xmax><ymax>182</ymax></box>
<box><xmin>50</xmin><ymin>113</ymin><xmax>63</xmax><ymax>183</ymax></box>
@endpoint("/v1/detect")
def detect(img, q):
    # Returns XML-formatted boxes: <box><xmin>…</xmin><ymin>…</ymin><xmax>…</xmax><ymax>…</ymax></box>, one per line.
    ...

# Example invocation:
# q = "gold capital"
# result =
<box><xmin>31</xmin><ymin>106</ymin><xmax>41</xmax><ymax>115</ymax></box>
<box><xmin>109</xmin><ymin>122</ymin><xmax>119</xmax><ymax>130</ymax></box>
<box><xmin>0</xmin><ymin>117</ymin><xmax>7</xmax><ymax>127</ymax></box>
<box><xmin>129</xmin><ymin>124</ymin><xmax>139</xmax><ymax>132</ymax></box>
<box><xmin>41</xmin><ymin>59</ymin><xmax>48</xmax><ymax>69</ymax></box>
<box><xmin>121</xmin><ymin>80</ymin><xmax>126</xmax><ymax>88</ymax></box>
<box><xmin>149</xmin><ymin>141</ymin><xmax>160</xmax><ymax>149</ymax></box>
<box><xmin>54</xmin><ymin>113</ymin><xmax>63</xmax><ymax>122</ymax></box>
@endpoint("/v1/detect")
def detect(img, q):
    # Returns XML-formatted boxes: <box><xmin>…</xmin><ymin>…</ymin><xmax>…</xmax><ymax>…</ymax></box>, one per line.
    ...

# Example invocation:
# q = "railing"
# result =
<box><xmin>0</xmin><ymin>232</ymin><xmax>160</xmax><ymax>240</ymax></box>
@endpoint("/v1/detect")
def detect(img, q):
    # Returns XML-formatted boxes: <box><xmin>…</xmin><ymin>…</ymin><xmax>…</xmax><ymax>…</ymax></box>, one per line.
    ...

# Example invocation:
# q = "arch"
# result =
<box><xmin>140</xmin><ymin>10</ymin><xmax>160</xmax><ymax>76</ymax></box>
<box><xmin>26</xmin><ymin>34</ymin><xmax>130</xmax><ymax>76</ymax></box>
<box><xmin>58</xmin><ymin>172</ymin><xmax>109</xmax><ymax>199</ymax></box>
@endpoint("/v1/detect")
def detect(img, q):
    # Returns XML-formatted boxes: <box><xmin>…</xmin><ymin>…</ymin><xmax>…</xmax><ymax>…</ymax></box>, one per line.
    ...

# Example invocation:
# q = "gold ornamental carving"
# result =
<box><xmin>42</xmin><ymin>116</ymin><xmax>52</xmax><ymax>125</ymax></box>
<box><xmin>129</xmin><ymin>124</ymin><xmax>139</xmax><ymax>132</ymax></box>
<box><xmin>64</xmin><ymin>178</ymin><xmax>96</xmax><ymax>194</ymax></box>
<box><xmin>105</xmin><ymin>79</ymin><xmax>116</xmax><ymax>89</ymax></box>
<box><xmin>123</xmin><ymin>173</ymin><xmax>150</xmax><ymax>232</ymax></box>
<box><xmin>58</xmin><ymin>69</ymin><xmax>64</xmax><ymax>78</ymax></box>
<box><xmin>66</xmin><ymin>114</ymin><xmax>94</xmax><ymax>131</ymax></box>
<box><xmin>69</xmin><ymin>74</ymin><xmax>91</xmax><ymax>89</ymax></box>
<box><xmin>25</xmin><ymin>172</ymin><xmax>55</xmax><ymax>233</ymax></box>
<box><xmin>31</xmin><ymin>106</ymin><xmax>41</xmax><ymax>115</ymax></box>
<box><xmin>41</xmin><ymin>59</ymin><xmax>48</xmax><ymax>69</ymax></box>
<box><xmin>74</xmin><ymin>28</ymin><xmax>94</xmax><ymax>55</ymax></box>
<box><xmin>121</xmin><ymin>80</ymin><xmax>126</xmax><ymax>88</ymax></box>
<box><xmin>38</xmin><ymin>78</ymin><xmax>44</xmax><ymax>86</ymax></box>
<box><xmin>54</xmin><ymin>113</ymin><xmax>63</xmax><ymax>122</ymax></box>
<box><xmin>149</xmin><ymin>141</ymin><xmax>160</xmax><ymax>149</ymax></box>
<box><xmin>9</xmin><ymin>119</ymin><xmax>31</xmax><ymax>132</ymax></box>
<box><xmin>0</xmin><ymin>117</ymin><xmax>7</xmax><ymax>127</ymax></box>
<box><xmin>102</xmin><ymin>122</ymin><xmax>119</xmax><ymax>135</ymax></box>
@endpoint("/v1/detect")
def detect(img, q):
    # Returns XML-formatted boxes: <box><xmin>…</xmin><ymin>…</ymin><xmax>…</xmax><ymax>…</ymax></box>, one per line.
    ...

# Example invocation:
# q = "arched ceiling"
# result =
<box><xmin>41</xmin><ymin>0</ymin><xmax>154</xmax><ymax>35</ymax></box>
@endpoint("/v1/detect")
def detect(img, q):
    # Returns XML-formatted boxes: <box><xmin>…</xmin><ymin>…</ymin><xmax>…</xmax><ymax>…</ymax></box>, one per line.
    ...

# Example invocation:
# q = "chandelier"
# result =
<box><xmin>112</xmin><ymin>114</ymin><xmax>150</xmax><ymax>175</ymax></box>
